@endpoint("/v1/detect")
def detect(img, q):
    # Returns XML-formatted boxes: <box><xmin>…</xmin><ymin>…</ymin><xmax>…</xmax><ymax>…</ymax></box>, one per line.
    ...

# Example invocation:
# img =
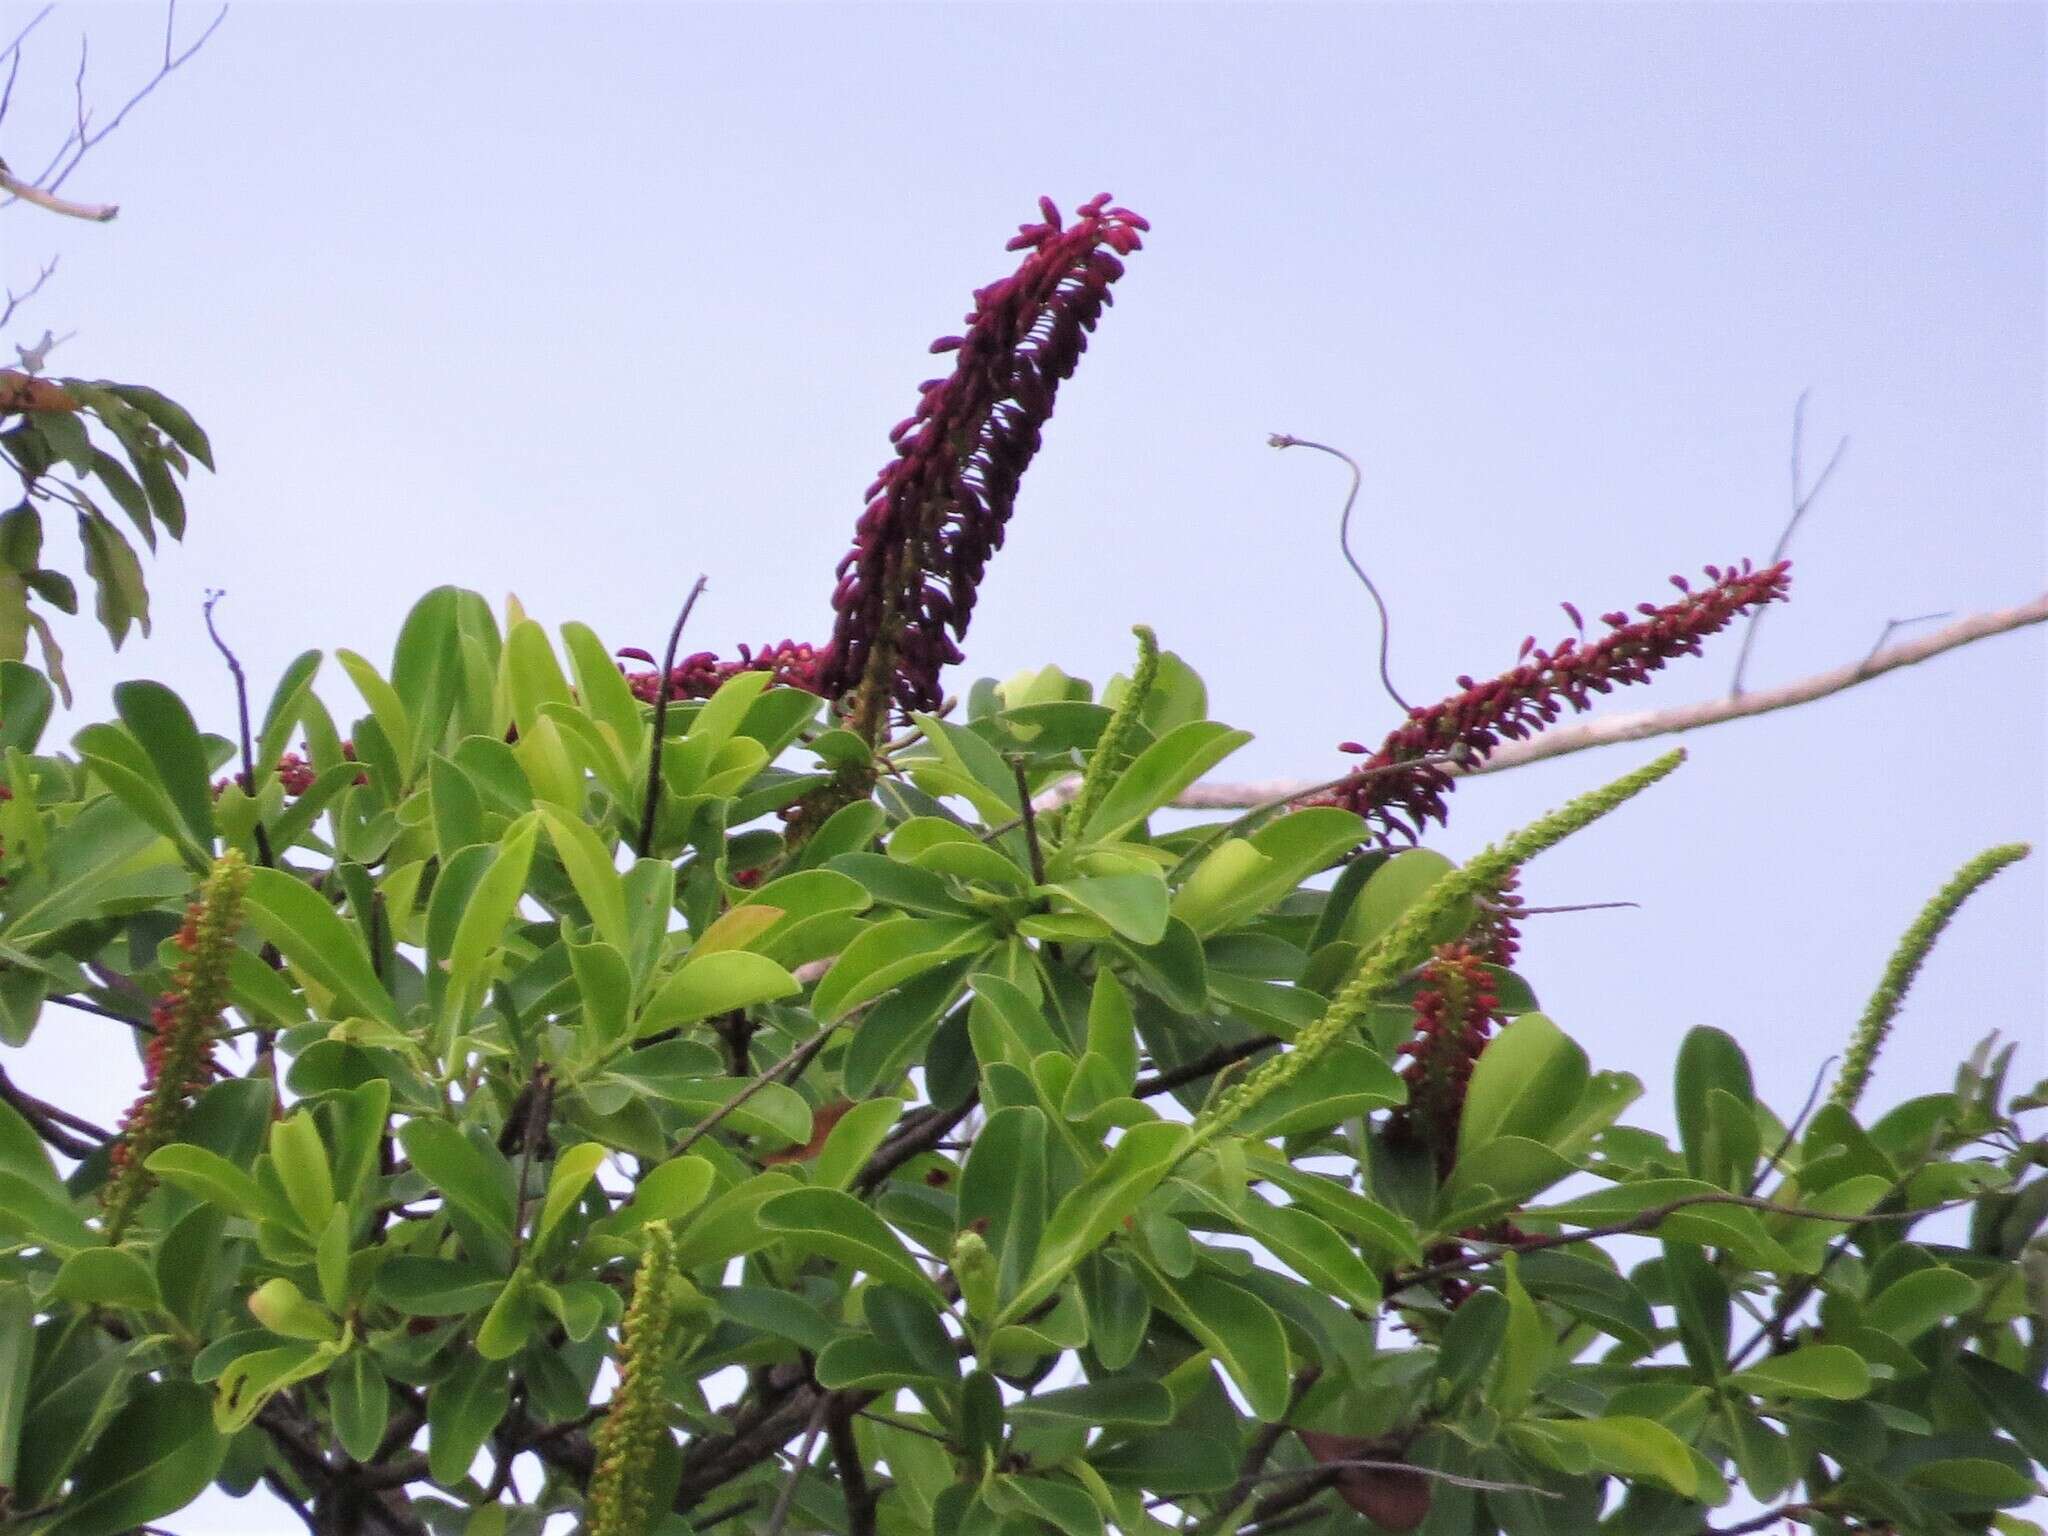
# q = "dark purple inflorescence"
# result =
<box><xmin>820</xmin><ymin>193</ymin><xmax>1149</xmax><ymax>721</ymax></box>
<box><xmin>1327</xmin><ymin>560</ymin><xmax>1792</xmax><ymax>841</ymax></box>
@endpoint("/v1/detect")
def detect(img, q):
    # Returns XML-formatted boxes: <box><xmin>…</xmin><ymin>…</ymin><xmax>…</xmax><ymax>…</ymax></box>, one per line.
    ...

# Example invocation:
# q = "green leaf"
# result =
<box><xmin>77</xmin><ymin>509</ymin><xmax>149</xmax><ymax>648</ymax></box>
<box><xmin>371</xmin><ymin>1257</ymin><xmax>504</xmax><ymax>1316</ymax></box>
<box><xmin>538</xmin><ymin>806</ymin><xmax>631</xmax><ymax>955</ymax></box>
<box><xmin>41</xmin><ymin>1380</ymin><xmax>224</xmax><ymax>1536</ymax></box>
<box><xmin>1862</xmin><ymin>1266</ymin><xmax>1978</xmax><ymax>1342</ymax></box>
<box><xmin>813</xmin><ymin>916</ymin><xmax>996</xmax><ymax>1022</ymax></box>
<box><xmin>1458</xmin><ymin>1013</ymin><xmax>1589</xmax><ymax>1160</ymax></box>
<box><xmin>1494</xmin><ymin>1253</ymin><xmax>1545</xmax><ymax>1416</ymax></box>
<box><xmin>1044</xmin><ymin>874</ymin><xmax>1171</xmax><ymax>945</ymax></box>
<box><xmin>427</xmin><ymin>1353</ymin><xmax>509</xmax><ymax>1487</ymax></box>
<box><xmin>475</xmin><ymin>1275</ymin><xmax>539</xmax><ymax>1360</ymax></box>
<box><xmin>1010</xmin><ymin>1376</ymin><xmax>1173</xmax><ymax>1429</ymax></box>
<box><xmin>1728</xmin><ymin>1344</ymin><xmax>1871</xmax><ymax>1401</ymax></box>
<box><xmin>247</xmin><ymin>1277</ymin><xmax>338</xmax><ymax>1342</ymax></box>
<box><xmin>1516</xmin><ymin>1416</ymin><xmax>1700</xmax><ymax>1498</ymax></box>
<box><xmin>1196</xmin><ymin>1189</ymin><xmax>1380</xmax><ymax>1311</ymax></box>
<box><xmin>606</xmin><ymin>1154</ymin><xmax>714</xmax><ymax>1231</ymax></box>
<box><xmin>398</xmin><ymin>1119</ymin><xmax>516</xmax><ymax>1244</ymax></box>
<box><xmin>1003</xmin><ymin>1120</ymin><xmax>1190</xmax><ymax>1324</ymax></box>
<box><xmin>960</xmin><ymin>1106</ymin><xmax>1050</xmax><ymax>1305</ymax></box>
<box><xmin>1343</xmin><ymin>848</ymin><xmax>1457</xmax><ymax>951</ymax></box>
<box><xmin>758</xmin><ymin>1188</ymin><xmax>943</xmax><ymax>1304</ymax></box>
<box><xmin>268</xmin><ymin>1110</ymin><xmax>337</xmax><ymax>1234</ymax></box>
<box><xmin>1138</xmin><ymin>1263</ymin><xmax>1291</xmax><ymax>1420</ymax></box>
<box><xmin>1077</xmin><ymin>721</ymin><xmax>1252</xmax><ymax>844</ymax></box>
<box><xmin>329</xmin><ymin>1349</ymin><xmax>389</xmax><ymax>1462</ymax></box>
<box><xmin>535</xmin><ymin>1142</ymin><xmax>608</xmax><ymax>1247</ymax></box>
<box><xmin>639</xmin><ymin>949</ymin><xmax>801</xmax><ymax>1034</ymax></box>
<box><xmin>112</xmin><ymin>681</ymin><xmax>215</xmax><ymax>852</ymax></box>
<box><xmin>105</xmin><ymin>382</ymin><xmax>215</xmax><ymax>470</ymax></box>
<box><xmin>0</xmin><ymin>1285</ymin><xmax>32</xmax><ymax>1489</ymax></box>
<box><xmin>52</xmin><ymin>1248</ymin><xmax>162</xmax><ymax>1312</ymax></box>
<box><xmin>443</xmin><ymin>815</ymin><xmax>540</xmax><ymax>1021</ymax></box>
<box><xmin>1675</xmin><ymin>1027</ymin><xmax>1756</xmax><ymax>1188</ymax></box>
<box><xmin>243</xmin><ymin>866</ymin><xmax>398</xmax><ymax>1028</ymax></box>
<box><xmin>336</xmin><ymin>649</ymin><xmax>413</xmax><ymax>780</ymax></box>
<box><xmin>811</xmin><ymin>1097</ymin><xmax>904</xmax><ymax>1191</ymax></box>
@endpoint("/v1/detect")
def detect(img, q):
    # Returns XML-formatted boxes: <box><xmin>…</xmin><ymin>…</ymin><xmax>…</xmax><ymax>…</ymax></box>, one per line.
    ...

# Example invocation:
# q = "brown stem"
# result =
<box><xmin>637</xmin><ymin>575</ymin><xmax>708</xmax><ymax>858</ymax></box>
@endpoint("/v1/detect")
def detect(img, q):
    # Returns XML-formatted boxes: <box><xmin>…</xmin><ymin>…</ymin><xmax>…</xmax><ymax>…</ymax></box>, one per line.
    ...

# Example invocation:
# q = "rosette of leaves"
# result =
<box><xmin>0</xmin><ymin>588</ymin><xmax>2037</xmax><ymax>1536</ymax></box>
<box><xmin>0</xmin><ymin>374</ymin><xmax>212</xmax><ymax>699</ymax></box>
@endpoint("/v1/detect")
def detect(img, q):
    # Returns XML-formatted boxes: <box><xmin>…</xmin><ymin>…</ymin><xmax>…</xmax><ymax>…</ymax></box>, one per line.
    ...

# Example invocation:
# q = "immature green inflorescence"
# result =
<box><xmin>102</xmin><ymin>849</ymin><xmax>251</xmax><ymax>1240</ymax></box>
<box><xmin>585</xmin><ymin>1220</ymin><xmax>684</xmax><ymax>1536</ymax></box>
<box><xmin>1192</xmin><ymin>751</ymin><xmax>1687</xmax><ymax>1148</ymax></box>
<box><xmin>1066</xmin><ymin>624</ymin><xmax>1159</xmax><ymax>836</ymax></box>
<box><xmin>1829</xmin><ymin>841</ymin><xmax>2031</xmax><ymax>1114</ymax></box>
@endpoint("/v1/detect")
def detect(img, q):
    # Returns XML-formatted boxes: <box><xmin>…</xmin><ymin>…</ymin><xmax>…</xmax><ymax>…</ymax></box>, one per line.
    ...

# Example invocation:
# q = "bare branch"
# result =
<box><xmin>1730</xmin><ymin>390</ymin><xmax>1850</xmax><ymax>697</ymax></box>
<box><xmin>1174</xmin><ymin>593</ymin><xmax>2048</xmax><ymax>808</ymax></box>
<box><xmin>2</xmin><ymin>0</ymin><xmax>228</xmax><ymax>217</ymax></box>
<box><xmin>0</xmin><ymin>159</ymin><xmax>114</xmax><ymax>221</ymax></box>
<box><xmin>0</xmin><ymin>261</ymin><xmax>58</xmax><ymax>334</ymax></box>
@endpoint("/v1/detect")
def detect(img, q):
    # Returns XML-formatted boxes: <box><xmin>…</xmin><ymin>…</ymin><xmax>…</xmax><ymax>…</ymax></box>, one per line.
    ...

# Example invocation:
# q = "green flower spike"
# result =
<box><xmin>585</xmin><ymin>1220</ymin><xmax>685</xmax><ymax>1536</ymax></box>
<box><xmin>1193</xmin><ymin>750</ymin><xmax>1686</xmax><ymax>1148</ymax></box>
<box><xmin>1829</xmin><ymin>841</ymin><xmax>2031</xmax><ymax>1113</ymax></box>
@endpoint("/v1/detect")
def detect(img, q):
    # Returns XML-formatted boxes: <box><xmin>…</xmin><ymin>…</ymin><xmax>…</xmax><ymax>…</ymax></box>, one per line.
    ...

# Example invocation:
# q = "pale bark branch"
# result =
<box><xmin>1153</xmin><ymin>591</ymin><xmax>2048</xmax><ymax>811</ymax></box>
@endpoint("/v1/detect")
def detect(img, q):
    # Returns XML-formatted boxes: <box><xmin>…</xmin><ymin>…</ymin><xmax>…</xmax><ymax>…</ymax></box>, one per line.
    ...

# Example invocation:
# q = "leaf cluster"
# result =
<box><xmin>0</xmin><ymin>595</ymin><xmax>2039</xmax><ymax>1536</ymax></box>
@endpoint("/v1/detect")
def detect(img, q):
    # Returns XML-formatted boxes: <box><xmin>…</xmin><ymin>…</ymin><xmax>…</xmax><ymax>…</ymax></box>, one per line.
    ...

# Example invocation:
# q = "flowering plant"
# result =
<box><xmin>0</xmin><ymin>196</ymin><xmax>2038</xmax><ymax>1536</ymax></box>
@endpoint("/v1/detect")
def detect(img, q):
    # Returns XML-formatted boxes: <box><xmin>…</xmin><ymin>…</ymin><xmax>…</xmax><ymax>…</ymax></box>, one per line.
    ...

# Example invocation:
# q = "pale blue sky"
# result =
<box><xmin>4</xmin><ymin>3</ymin><xmax>2043</xmax><ymax>1529</ymax></box>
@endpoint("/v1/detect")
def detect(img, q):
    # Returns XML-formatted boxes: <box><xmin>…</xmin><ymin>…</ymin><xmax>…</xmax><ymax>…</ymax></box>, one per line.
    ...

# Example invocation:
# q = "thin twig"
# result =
<box><xmin>1245</xmin><ymin>1458</ymin><xmax>1562</xmax><ymax>1499</ymax></box>
<box><xmin>637</xmin><ymin>575</ymin><xmax>708</xmax><ymax>857</ymax></box>
<box><xmin>1731</xmin><ymin>391</ymin><xmax>1849</xmax><ymax>698</ymax></box>
<box><xmin>1009</xmin><ymin>755</ymin><xmax>1047</xmax><ymax>885</ymax></box>
<box><xmin>1133</xmin><ymin>1034</ymin><xmax>1282</xmax><ymax>1099</ymax></box>
<box><xmin>13</xmin><ymin>0</ymin><xmax>228</xmax><ymax>205</ymax></box>
<box><xmin>826</xmin><ymin>1398</ymin><xmax>877</xmax><ymax>1536</ymax></box>
<box><xmin>1747</xmin><ymin>1054</ymin><xmax>1836</xmax><ymax>1199</ymax></box>
<box><xmin>1270</xmin><ymin>433</ymin><xmax>1408</xmax><ymax>712</ymax></box>
<box><xmin>504</xmin><ymin>1065</ymin><xmax>554</xmax><ymax>1276</ymax></box>
<box><xmin>0</xmin><ymin>1063</ymin><xmax>109</xmax><ymax>1157</ymax></box>
<box><xmin>673</xmin><ymin>1022</ymin><xmax>838</xmax><ymax>1158</ymax></box>
<box><xmin>1860</xmin><ymin>610</ymin><xmax>1950</xmax><ymax>668</ymax></box>
<box><xmin>1394</xmin><ymin>1188</ymin><xmax>1976</xmax><ymax>1291</ymax></box>
<box><xmin>204</xmin><ymin>591</ymin><xmax>275</xmax><ymax>868</ymax></box>
<box><xmin>1180</xmin><ymin>592</ymin><xmax>2048</xmax><ymax>806</ymax></box>
<box><xmin>763</xmin><ymin>1392</ymin><xmax>832</xmax><ymax>1536</ymax></box>
<box><xmin>1</xmin><ymin>262</ymin><xmax>58</xmax><ymax>335</ymax></box>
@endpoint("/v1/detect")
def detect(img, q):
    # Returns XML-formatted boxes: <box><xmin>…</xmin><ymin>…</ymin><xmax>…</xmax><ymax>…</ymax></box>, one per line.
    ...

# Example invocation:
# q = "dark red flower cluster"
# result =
<box><xmin>620</xmin><ymin>639</ymin><xmax>829</xmax><ymax>705</ymax></box>
<box><xmin>276</xmin><ymin>753</ymin><xmax>317</xmax><ymax>796</ymax></box>
<box><xmin>820</xmin><ymin>194</ymin><xmax>1149</xmax><ymax>719</ymax></box>
<box><xmin>1388</xmin><ymin>943</ymin><xmax>1500</xmax><ymax>1176</ymax></box>
<box><xmin>1325</xmin><ymin>561</ymin><xmax>1791</xmax><ymax>841</ymax></box>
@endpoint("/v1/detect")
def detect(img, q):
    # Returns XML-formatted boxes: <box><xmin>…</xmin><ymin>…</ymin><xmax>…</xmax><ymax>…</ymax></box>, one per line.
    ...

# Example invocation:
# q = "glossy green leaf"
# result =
<box><xmin>398</xmin><ymin>1119</ymin><xmax>516</xmax><ymax>1244</ymax></box>
<box><xmin>52</xmin><ymin>1247</ymin><xmax>162</xmax><ymax>1312</ymax></box>
<box><xmin>329</xmin><ymin>1349</ymin><xmax>389</xmax><ymax>1462</ymax></box>
<box><xmin>1003</xmin><ymin>1120</ymin><xmax>1189</xmax><ymax>1323</ymax></box>
<box><xmin>535</xmin><ymin>1142</ymin><xmax>608</xmax><ymax>1247</ymax></box>
<box><xmin>1045</xmin><ymin>874</ymin><xmax>1171</xmax><ymax>944</ymax></box>
<box><xmin>639</xmin><ymin>949</ymin><xmax>801</xmax><ymax>1034</ymax></box>
<box><xmin>1458</xmin><ymin>1013</ymin><xmax>1589</xmax><ymax>1159</ymax></box>
<box><xmin>813</xmin><ymin>916</ymin><xmax>995</xmax><ymax>1022</ymax></box>
<box><xmin>242</xmin><ymin>866</ymin><xmax>398</xmax><ymax>1027</ymax></box>
<box><xmin>1728</xmin><ymin>1344</ymin><xmax>1872</xmax><ymax>1401</ymax></box>
<box><xmin>41</xmin><ymin>1380</ymin><xmax>224</xmax><ymax>1536</ymax></box>
<box><xmin>1077</xmin><ymin>721</ymin><xmax>1253</xmax><ymax>844</ymax></box>
<box><xmin>758</xmin><ymin>1187</ymin><xmax>942</xmax><ymax>1304</ymax></box>
<box><xmin>427</xmin><ymin>1352</ymin><xmax>509</xmax><ymax>1487</ymax></box>
<box><xmin>112</xmin><ymin>681</ymin><xmax>214</xmax><ymax>852</ymax></box>
<box><xmin>1862</xmin><ymin>1266</ymin><xmax>1978</xmax><ymax>1342</ymax></box>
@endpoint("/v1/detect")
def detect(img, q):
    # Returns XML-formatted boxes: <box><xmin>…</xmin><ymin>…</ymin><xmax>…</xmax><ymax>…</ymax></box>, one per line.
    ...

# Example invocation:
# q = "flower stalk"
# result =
<box><xmin>586</xmin><ymin>1220</ymin><xmax>686</xmax><ymax>1536</ymax></box>
<box><xmin>1066</xmin><ymin>624</ymin><xmax>1159</xmax><ymax>836</ymax></box>
<box><xmin>1829</xmin><ymin>842</ymin><xmax>2031</xmax><ymax>1113</ymax></box>
<box><xmin>1192</xmin><ymin>751</ymin><xmax>1685</xmax><ymax>1148</ymax></box>
<box><xmin>102</xmin><ymin>850</ymin><xmax>251</xmax><ymax>1240</ymax></box>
